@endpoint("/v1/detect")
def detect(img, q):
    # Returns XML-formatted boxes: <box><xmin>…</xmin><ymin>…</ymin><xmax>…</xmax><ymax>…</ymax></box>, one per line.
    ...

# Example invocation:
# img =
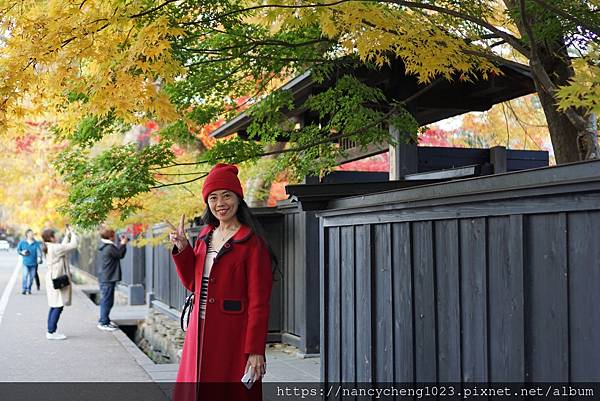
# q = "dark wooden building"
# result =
<box><xmin>211</xmin><ymin>59</ymin><xmax>538</xmax><ymax>178</ymax></box>
<box><xmin>205</xmin><ymin>58</ymin><xmax>549</xmax><ymax>357</ymax></box>
<box><xmin>295</xmin><ymin>160</ymin><xmax>600</xmax><ymax>382</ymax></box>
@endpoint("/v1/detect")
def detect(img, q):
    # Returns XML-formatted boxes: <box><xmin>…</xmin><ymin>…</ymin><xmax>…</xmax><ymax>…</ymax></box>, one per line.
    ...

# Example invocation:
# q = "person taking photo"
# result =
<box><xmin>96</xmin><ymin>228</ymin><xmax>128</xmax><ymax>331</ymax></box>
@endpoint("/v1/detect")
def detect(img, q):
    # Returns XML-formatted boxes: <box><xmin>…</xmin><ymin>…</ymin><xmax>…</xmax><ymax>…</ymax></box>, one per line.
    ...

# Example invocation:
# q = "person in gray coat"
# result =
<box><xmin>96</xmin><ymin>228</ymin><xmax>128</xmax><ymax>331</ymax></box>
<box><xmin>42</xmin><ymin>226</ymin><xmax>78</xmax><ymax>340</ymax></box>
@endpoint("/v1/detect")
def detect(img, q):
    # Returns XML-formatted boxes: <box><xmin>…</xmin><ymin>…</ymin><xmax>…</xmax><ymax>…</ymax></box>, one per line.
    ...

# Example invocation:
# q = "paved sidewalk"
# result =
<box><xmin>0</xmin><ymin>251</ymin><xmax>320</xmax><ymax>385</ymax></box>
<box><xmin>0</xmin><ymin>255</ymin><xmax>152</xmax><ymax>382</ymax></box>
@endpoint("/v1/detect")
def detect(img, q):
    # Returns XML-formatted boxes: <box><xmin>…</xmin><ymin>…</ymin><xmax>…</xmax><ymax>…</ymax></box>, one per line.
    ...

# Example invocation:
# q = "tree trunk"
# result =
<box><xmin>530</xmin><ymin>43</ymin><xmax>581</xmax><ymax>163</ymax></box>
<box><xmin>503</xmin><ymin>0</ymin><xmax>597</xmax><ymax>163</ymax></box>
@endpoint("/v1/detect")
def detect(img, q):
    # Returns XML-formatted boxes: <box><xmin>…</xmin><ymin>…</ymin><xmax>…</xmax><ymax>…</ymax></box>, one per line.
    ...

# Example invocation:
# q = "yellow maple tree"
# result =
<box><xmin>0</xmin><ymin>0</ymin><xmax>183</xmax><ymax>137</ymax></box>
<box><xmin>0</xmin><ymin>121</ymin><xmax>69</xmax><ymax>232</ymax></box>
<box><xmin>0</xmin><ymin>0</ymin><xmax>596</xmax><ymax>228</ymax></box>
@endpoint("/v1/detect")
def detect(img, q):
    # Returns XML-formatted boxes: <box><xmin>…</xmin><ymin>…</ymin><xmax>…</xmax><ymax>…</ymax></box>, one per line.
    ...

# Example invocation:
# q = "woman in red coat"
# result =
<box><xmin>168</xmin><ymin>163</ymin><xmax>274</xmax><ymax>401</ymax></box>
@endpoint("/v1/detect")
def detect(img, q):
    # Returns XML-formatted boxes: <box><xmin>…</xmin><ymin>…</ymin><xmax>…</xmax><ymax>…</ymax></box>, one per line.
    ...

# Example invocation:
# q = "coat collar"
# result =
<box><xmin>197</xmin><ymin>224</ymin><xmax>253</xmax><ymax>244</ymax></box>
<box><xmin>197</xmin><ymin>224</ymin><xmax>254</xmax><ymax>261</ymax></box>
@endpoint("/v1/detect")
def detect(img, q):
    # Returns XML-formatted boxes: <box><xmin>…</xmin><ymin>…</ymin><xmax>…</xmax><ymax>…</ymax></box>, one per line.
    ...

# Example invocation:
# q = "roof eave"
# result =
<box><xmin>210</xmin><ymin>70</ymin><xmax>314</xmax><ymax>139</ymax></box>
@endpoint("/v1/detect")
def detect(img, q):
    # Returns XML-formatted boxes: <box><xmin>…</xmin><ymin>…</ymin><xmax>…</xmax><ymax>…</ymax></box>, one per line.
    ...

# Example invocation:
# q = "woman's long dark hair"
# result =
<box><xmin>40</xmin><ymin>229</ymin><xmax>55</xmax><ymax>255</ymax></box>
<box><xmin>201</xmin><ymin>199</ymin><xmax>281</xmax><ymax>279</ymax></box>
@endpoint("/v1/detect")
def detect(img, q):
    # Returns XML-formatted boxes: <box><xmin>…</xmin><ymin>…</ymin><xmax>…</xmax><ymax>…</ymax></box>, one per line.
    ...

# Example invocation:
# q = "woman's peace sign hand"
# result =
<box><xmin>166</xmin><ymin>214</ymin><xmax>189</xmax><ymax>251</ymax></box>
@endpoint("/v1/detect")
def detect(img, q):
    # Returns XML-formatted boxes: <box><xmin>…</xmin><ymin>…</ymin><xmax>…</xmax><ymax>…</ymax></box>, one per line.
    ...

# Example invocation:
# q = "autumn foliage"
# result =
<box><xmin>0</xmin><ymin>0</ymin><xmax>595</xmax><ymax>228</ymax></box>
<box><xmin>0</xmin><ymin>121</ymin><xmax>69</xmax><ymax>231</ymax></box>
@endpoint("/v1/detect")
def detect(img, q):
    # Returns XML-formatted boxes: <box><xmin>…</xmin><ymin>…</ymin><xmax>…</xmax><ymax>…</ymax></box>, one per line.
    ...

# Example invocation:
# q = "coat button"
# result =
<box><xmin>208</xmin><ymin>298</ymin><xmax>215</xmax><ymax>304</ymax></box>
<box><xmin>224</xmin><ymin>243</ymin><xmax>230</xmax><ymax>248</ymax></box>
<box><xmin>209</xmin><ymin>277</ymin><xmax>215</xmax><ymax>283</ymax></box>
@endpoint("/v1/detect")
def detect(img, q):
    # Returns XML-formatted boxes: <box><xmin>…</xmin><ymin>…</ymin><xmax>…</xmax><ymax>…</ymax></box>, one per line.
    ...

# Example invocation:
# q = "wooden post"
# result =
<box><xmin>490</xmin><ymin>146</ymin><xmax>507</xmax><ymax>174</ymax></box>
<box><xmin>389</xmin><ymin>123</ymin><xmax>418</xmax><ymax>180</ymax></box>
<box><xmin>303</xmin><ymin>175</ymin><xmax>320</xmax><ymax>185</ymax></box>
<box><xmin>303</xmin><ymin>211</ymin><xmax>321</xmax><ymax>355</ymax></box>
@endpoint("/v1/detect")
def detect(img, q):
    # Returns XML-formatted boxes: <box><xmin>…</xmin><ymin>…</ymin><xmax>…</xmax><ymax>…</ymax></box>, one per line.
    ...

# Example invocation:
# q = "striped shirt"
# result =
<box><xmin>199</xmin><ymin>233</ymin><xmax>218</xmax><ymax>319</ymax></box>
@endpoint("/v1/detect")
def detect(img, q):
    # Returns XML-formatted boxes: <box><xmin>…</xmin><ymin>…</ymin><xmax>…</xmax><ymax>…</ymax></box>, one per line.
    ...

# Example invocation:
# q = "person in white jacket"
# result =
<box><xmin>41</xmin><ymin>226</ymin><xmax>78</xmax><ymax>340</ymax></box>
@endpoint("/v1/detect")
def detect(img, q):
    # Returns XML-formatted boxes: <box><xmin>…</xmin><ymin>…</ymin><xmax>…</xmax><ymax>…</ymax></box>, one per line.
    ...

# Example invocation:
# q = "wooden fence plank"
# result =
<box><xmin>355</xmin><ymin>225</ymin><xmax>373</xmax><ymax>382</ymax></box>
<box><xmin>286</xmin><ymin>214</ymin><xmax>294</xmax><ymax>334</ymax></box>
<box><xmin>434</xmin><ymin>219</ymin><xmax>461</xmax><ymax>381</ymax></box>
<box><xmin>488</xmin><ymin>216</ymin><xmax>525</xmax><ymax>381</ymax></box>
<box><xmin>322</xmin><ymin>191</ymin><xmax>600</xmax><ymax>227</ymax></box>
<box><xmin>294</xmin><ymin>213</ymin><xmax>304</xmax><ymax>336</ymax></box>
<box><xmin>460</xmin><ymin>218</ymin><xmax>488</xmax><ymax>382</ymax></box>
<box><xmin>568</xmin><ymin>211</ymin><xmax>600</xmax><ymax>381</ymax></box>
<box><xmin>320</xmin><ymin>220</ymin><xmax>328</xmax><ymax>382</ymax></box>
<box><xmin>412</xmin><ymin>221</ymin><xmax>437</xmax><ymax>382</ymax></box>
<box><xmin>327</xmin><ymin>227</ymin><xmax>341</xmax><ymax>382</ymax></box>
<box><xmin>341</xmin><ymin>226</ymin><xmax>356</xmax><ymax>382</ymax></box>
<box><xmin>304</xmin><ymin>212</ymin><xmax>321</xmax><ymax>354</ymax></box>
<box><xmin>392</xmin><ymin>222</ymin><xmax>414</xmax><ymax>382</ymax></box>
<box><xmin>374</xmin><ymin>224</ymin><xmax>394</xmax><ymax>382</ymax></box>
<box><xmin>524</xmin><ymin>213</ymin><xmax>569</xmax><ymax>381</ymax></box>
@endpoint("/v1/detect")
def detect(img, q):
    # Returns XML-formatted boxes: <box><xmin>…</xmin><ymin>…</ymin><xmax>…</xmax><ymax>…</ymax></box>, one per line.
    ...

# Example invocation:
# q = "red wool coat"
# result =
<box><xmin>172</xmin><ymin>224</ymin><xmax>273</xmax><ymax>400</ymax></box>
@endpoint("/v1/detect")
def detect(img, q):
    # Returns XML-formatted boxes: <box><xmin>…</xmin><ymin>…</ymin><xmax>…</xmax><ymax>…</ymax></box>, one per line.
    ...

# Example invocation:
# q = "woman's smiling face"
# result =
<box><xmin>207</xmin><ymin>190</ymin><xmax>240</xmax><ymax>223</ymax></box>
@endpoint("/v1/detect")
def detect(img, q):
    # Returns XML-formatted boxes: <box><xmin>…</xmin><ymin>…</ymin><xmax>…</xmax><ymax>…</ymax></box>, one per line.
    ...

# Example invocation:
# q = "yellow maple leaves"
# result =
<box><xmin>253</xmin><ymin>0</ymin><xmax>500</xmax><ymax>83</ymax></box>
<box><xmin>556</xmin><ymin>44</ymin><xmax>600</xmax><ymax>115</ymax></box>
<box><xmin>0</xmin><ymin>0</ymin><xmax>185</xmax><ymax>138</ymax></box>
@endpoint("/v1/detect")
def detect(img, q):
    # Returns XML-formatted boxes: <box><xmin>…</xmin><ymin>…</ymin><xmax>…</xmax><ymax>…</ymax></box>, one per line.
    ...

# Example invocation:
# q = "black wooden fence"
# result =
<box><xmin>317</xmin><ymin>160</ymin><xmax>600</xmax><ymax>382</ymax></box>
<box><xmin>70</xmin><ymin>234</ymin><xmax>97</xmax><ymax>278</ymax></box>
<box><xmin>145</xmin><ymin>224</ymin><xmax>196</xmax><ymax>313</ymax></box>
<box><xmin>277</xmin><ymin>202</ymin><xmax>321</xmax><ymax>354</ymax></box>
<box><xmin>71</xmin><ymin>232</ymin><xmax>145</xmax><ymax>287</ymax></box>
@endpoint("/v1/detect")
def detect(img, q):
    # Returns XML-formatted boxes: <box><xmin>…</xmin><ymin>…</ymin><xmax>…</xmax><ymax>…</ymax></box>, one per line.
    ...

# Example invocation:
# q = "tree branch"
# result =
<box><xmin>386</xmin><ymin>0</ymin><xmax>530</xmax><ymax>56</ymax></box>
<box><xmin>489</xmin><ymin>40</ymin><xmax>507</xmax><ymax>48</ymax></box>
<box><xmin>176</xmin><ymin>37</ymin><xmax>334</xmax><ymax>54</ymax></box>
<box><xmin>154</xmin><ymin>171</ymin><xmax>208</xmax><ymax>176</ymax></box>
<box><xmin>505</xmin><ymin>101</ymin><xmax>545</xmax><ymax>149</ymax></box>
<box><xmin>184</xmin><ymin>43</ymin><xmax>258</xmax><ymax>67</ymax></box>
<box><xmin>152</xmin><ymin>162</ymin><xmax>205</xmax><ymax>170</ymax></box>
<box><xmin>183</xmin><ymin>71</ymin><xmax>296</xmax><ymax>134</ymax></box>
<box><xmin>203</xmin><ymin>0</ymin><xmax>529</xmax><ymax>57</ymax></box>
<box><xmin>185</xmin><ymin>55</ymin><xmax>326</xmax><ymax>67</ymax></box>
<box><xmin>478</xmin><ymin>33</ymin><xmax>503</xmax><ymax>40</ymax></box>
<box><xmin>129</xmin><ymin>0</ymin><xmax>178</xmax><ymax>19</ymax></box>
<box><xmin>194</xmin><ymin>61</ymin><xmax>251</xmax><ymax>91</ymax></box>
<box><xmin>197</xmin><ymin>73</ymin><xmax>279</xmax><ymax>122</ymax></box>
<box><xmin>505</xmin><ymin>101</ymin><xmax>548</xmax><ymax>128</ymax></box>
<box><xmin>178</xmin><ymin>183</ymin><xmax>198</xmax><ymax>197</ymax></box>
<box><xmin>151</xmin><ymin>173</ymin><xmax>207</xmax><ymax>189</ymax></box>
<box><xmin>114</xmin><ymin>196</ymin><xmax>135</xmax><ymax>212</ymax></box>
<box><xmin>60</xmin><ymin>22</ymin><xmax>110</xmax><ymax>49</ymax></box>
<box><xmin>529</xmin><ymin>0</ymin><xmax>600</xmax><ymax>37</ymax></box>
<box><xmin>519</xmin><ymin>0</ymin><xmax>588</xmax><ymax>132</ymax></box>
<box><xmin>205</xmin><ymin>0</ymin><xmax>353</xmax><ymax>22</ymax></box>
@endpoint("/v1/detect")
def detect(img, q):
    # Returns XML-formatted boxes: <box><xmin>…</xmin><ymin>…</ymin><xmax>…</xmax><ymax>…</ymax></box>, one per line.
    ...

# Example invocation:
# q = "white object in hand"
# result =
<box><xmin>241</xmin><ymin>366</ymin><xmax>255</xmax><ymax>390</ymax></box>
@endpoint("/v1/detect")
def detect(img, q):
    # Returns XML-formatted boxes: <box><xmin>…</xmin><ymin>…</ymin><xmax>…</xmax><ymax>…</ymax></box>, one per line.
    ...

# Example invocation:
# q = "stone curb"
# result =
<box><xmin>74</xmin><ymin>282</ymin><xmax>179</xmax><ymax>383</ymax></box>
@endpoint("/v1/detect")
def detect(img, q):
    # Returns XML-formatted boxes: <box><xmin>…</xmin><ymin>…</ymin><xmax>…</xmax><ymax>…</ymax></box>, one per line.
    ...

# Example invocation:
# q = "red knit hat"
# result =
<box><xmin>202</xmin><ymin>163</ymin><xmax>244</xmax><ymax>201</ymax></box>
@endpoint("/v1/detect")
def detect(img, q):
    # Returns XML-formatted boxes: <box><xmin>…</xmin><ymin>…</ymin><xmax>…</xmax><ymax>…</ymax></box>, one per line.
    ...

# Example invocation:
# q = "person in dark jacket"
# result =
<box><xmin>96</xmin><ymin>228</ymin><xmax>128</xmax><ymax>331</ymax></box>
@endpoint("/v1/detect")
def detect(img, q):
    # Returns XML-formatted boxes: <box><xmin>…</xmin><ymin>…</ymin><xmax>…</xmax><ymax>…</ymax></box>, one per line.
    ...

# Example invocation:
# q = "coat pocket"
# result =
<box><xmin>220</xmin><ymin>299</ymin><xmax>246</xmax><ymax>314</ymax></box>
